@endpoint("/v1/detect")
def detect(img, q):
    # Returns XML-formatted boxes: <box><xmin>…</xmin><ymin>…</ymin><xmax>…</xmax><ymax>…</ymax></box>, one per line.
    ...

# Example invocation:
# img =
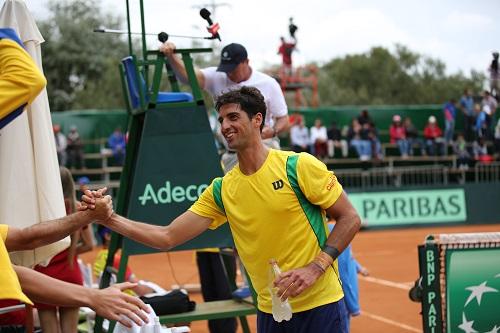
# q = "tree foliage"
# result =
<box><xmin>39</xmin><ymin>0</ymin><xmax>130</xmax><ymax>111</ymax></box>
<box><xmin>317</xmin><ymin>44</ymin><xmax>485</xmax><ymax>106</ymax></box>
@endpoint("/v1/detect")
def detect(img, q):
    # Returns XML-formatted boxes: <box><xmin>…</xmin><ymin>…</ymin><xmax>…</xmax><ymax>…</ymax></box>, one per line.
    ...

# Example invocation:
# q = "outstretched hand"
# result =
<box><xmin>78</xmin><ymin>187</ymin><xmax>114</xmax><ymax>222</ymax></box>
<box><xmin>91</xmin><ymin>282</ymin><xmax>151</xmax><ymax>328</ymax></box>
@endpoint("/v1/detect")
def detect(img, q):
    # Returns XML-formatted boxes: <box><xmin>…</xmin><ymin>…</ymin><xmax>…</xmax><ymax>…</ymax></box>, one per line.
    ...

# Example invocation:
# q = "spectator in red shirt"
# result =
<box><xmin>278</xmin><ymin>36</ymin><xmax>296</xmax><ymax>75</ymax></box>
<box><xmin>424</xmin><ymin>116</ymin><xmax>446</xmax><ymax>156</ymax></box>
<box><xmin>389</xmin><ymin>115</ymin><xmax>409</xmax><ymax>157</ymax></box>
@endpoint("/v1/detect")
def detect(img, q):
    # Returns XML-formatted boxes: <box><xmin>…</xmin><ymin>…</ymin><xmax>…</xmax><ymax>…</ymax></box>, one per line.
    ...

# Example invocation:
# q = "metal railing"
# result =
<box><xmin>335</xmin><ymin>162</ymin><xmax>500</xmax><ymax>189</ymax></box>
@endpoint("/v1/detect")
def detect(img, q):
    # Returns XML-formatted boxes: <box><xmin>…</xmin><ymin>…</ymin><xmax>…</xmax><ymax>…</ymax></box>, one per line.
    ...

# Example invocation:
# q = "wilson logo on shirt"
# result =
<box><xmin>272</xmin><ymin>179</ymin><xmax>284</xmax><ymax>190</ymax></box>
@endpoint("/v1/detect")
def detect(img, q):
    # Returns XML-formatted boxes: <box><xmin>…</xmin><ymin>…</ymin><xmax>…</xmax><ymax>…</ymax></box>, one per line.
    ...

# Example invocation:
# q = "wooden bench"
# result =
<box><xmin>159</xmin><ymin>299</ymin><xmax>256</xmax><ymax>328</ymax></box>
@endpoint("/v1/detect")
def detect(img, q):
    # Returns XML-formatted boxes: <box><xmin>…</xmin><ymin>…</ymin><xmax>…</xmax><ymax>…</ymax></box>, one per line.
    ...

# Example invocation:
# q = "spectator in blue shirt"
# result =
<box><xmin>443</xmin><ymin>99</ymin><xmax>457</xmax><ymax>143</ymax></box>
<box><xmin>108</xmin><ymin>126</ymin><xmax>126</xmax><ymax>166</ymax></box>
<box><xmin>459</xmin><ymin>89</ymin><xmax>475</xmax><ymax>141</ymax></box>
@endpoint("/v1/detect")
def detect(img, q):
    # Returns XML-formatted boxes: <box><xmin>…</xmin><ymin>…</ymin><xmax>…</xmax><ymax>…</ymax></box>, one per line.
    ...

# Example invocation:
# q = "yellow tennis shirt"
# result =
<box><xmin>189</xmin><ymin>149</ymin><xmax>344</xmax><ymax>313</ymax></box>
<box><xmin>0</xmin><ymin>224</ymin><xmax>32</xmax><ymax>304</ymax></box>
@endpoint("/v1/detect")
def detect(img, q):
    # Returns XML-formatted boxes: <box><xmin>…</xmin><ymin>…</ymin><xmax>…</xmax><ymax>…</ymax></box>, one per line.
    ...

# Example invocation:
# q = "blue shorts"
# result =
<box><xmin>257</xmin><ymin>299</ymin><xmax>348</xmax><ymax>333</ymax></box>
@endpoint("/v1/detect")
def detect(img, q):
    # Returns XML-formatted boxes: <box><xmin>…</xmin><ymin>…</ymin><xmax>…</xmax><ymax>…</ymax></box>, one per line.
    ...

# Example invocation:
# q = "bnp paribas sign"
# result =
<box><xmin>348</xmin><ymin>189</ymin><xmax>466</xmax><ymax>226</ymax></box>
<box><xmin>446</xmin><ymin>248</ymin><xmax>500</xmax><ymax>333</ymax></box>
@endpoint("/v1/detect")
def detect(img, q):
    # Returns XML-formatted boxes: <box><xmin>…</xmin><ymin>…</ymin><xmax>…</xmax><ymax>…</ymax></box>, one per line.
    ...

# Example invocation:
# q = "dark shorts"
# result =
<box><xmin>257</xmin><ymin>299</ymin><xmax>348</xmax><ymax>333</ymax></box>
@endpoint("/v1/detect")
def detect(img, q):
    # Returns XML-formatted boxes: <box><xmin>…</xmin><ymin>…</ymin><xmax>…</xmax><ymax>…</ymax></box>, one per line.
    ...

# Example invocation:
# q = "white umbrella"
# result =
<box><xmin>0</xmin><ymin>0</ymin><xmax>69</xmax><ymax>267</ymax></box>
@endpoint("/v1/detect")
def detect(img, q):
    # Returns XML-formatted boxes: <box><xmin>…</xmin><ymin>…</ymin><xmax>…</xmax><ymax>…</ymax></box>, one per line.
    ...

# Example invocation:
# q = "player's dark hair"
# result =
<box><xmin>215</xmin><ymin>86</ymin><xmax>267</xmax><ymax>131</ymax></box>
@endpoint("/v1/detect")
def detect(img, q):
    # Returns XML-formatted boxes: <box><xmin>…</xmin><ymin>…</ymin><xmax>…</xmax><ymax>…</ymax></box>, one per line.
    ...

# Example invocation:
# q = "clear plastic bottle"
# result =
<box><xmin>268</xmin><ymin>259</ymin><xmax>293</xmax><ymax>322</ymax></box>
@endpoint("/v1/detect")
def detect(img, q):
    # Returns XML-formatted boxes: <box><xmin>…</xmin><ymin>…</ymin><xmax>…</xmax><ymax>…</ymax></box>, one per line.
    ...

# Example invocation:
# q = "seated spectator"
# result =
<box><xmin>424</xmin><ymin>116</ymin><xmax>446</xmax><ymax>156</ymax></box>
<box><xmin>366</xmin><ymin>122</ymin><xmax>383</xmax><ymax>159</ymax></box>
<box><xmin>66</xmin><ymin>125</ymin><xmax>84</xmax><ymax>169</ymax></box>
<box><xmin>453</xmin><ymin>133</ymin><xmax>472</xmax><ymax>169</ymax></box>
<box><xmin>289</xmin><ymin>116</ymin><xmax>310</xmax><ymax>153</ymax></box>
<box><xmin>389</xmin><ymin>115</ymin><xmax>410</xmax><ymax>158</ymax></box>
<box><xmin>327</xmin><ymin>121</ymin><xmax>348</xmax><ymax>158</ymax></box>
<box><xmin>347</xmin><ymin>119</ymin><xmax>371</xmax><ymax>161</ymax></box>
<box><xmin>403</xmin><ymin>117</ymin><xmax>426</xmax><ymax>156</ymax></box>
<box><xmin>357</xmin><ymin>109</ymin><xmax>372</xmax><ymax>126</ymax></box>
<box><xmin>53</xmin><ymin>124</ymin><xmax>67</xmax><ymax>166</ymax></box>
<box><xmin>108</xmin><ymin>126</ymin><xmax>126</xmax><ymax>166</ymax></box>
<box><xmin>473</xmin><ymin>137</ymin><xmax>493</xmax><ymax>163</ymax></box>
<box><xmin>309</xmin><ymin>118</ymin><xmax>328</xmax><ymax>159</ymax></box>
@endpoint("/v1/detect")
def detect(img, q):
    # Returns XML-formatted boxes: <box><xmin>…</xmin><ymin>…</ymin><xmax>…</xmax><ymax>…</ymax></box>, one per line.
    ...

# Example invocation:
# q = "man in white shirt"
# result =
<box><xmin>160</xmin><ymin>42</ymin><xmax>289</xmax><ymax>171</ymax></box>
<box><xmin>310</xmin><ymin>118</ymin><xmax>328</xmax><ymax>159</ymax></box>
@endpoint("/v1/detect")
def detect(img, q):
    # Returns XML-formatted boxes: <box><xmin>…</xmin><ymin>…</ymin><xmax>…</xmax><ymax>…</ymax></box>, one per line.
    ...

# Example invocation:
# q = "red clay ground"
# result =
<box><xmin>80</xmin><ymin>224</ymin><xmax>499</xmax><ymax>333</ymax></box>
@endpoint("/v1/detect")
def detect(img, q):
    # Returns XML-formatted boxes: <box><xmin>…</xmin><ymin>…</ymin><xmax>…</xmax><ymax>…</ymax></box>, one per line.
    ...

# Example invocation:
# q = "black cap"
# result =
<box><xmin>217</xmin><ymin>43</ymin><xmax>248</xmax><ymax>73</ymax></box>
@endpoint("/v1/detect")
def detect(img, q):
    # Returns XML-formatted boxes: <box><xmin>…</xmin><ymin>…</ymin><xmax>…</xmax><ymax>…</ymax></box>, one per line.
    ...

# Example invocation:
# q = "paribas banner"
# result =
<box><xmin>348</xmin><ymin>189</ymin><xmax>467</xmax><ymax>226</ymax></box>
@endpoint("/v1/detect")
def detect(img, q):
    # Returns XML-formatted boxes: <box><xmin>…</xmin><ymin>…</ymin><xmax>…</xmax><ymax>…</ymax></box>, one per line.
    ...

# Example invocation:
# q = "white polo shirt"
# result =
<box><xmin>201</xmin><ymin>67</ymin><xmax>288</xmax><ymax>128</ymax></box>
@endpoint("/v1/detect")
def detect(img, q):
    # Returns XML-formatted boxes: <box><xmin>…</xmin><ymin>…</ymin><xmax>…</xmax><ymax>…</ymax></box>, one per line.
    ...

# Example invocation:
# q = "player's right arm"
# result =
<box><xmin>159</xmin><ymin>41</ymin><xmax>206</xmax><ymax>88</ymax></box>
<box><xmin>101</xmin><ymin>211</ymin><xmax>212</xmax><ymax>251</ymax></box>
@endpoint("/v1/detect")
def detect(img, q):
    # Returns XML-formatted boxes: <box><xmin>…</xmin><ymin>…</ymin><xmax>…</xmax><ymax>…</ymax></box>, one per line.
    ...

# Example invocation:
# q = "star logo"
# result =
<box><xmin>464</xmin><ymin>281</ymin><xmax>498</xmax><ymax>306</ymax></box>
<box><xmin>456</xmin><ymin>273</ymin><xmax>500</xmax><ymax>333</ymax></box>
<box><xmin>459</xmin><ymin>313</ymin><xmax>478</xmax><ymax>333</ymax></box>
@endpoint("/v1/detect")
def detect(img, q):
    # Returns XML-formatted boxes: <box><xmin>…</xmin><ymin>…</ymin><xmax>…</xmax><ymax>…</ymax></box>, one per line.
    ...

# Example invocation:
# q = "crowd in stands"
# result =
<box><xmin>52</xmin><ymin>125</ymin><xmax>127</xmax><ymax>169</ymax></box>
<box><xmin>289</xmin><ymin>89</ymin><xmax>500</xmax><ymax>168</ymax></box>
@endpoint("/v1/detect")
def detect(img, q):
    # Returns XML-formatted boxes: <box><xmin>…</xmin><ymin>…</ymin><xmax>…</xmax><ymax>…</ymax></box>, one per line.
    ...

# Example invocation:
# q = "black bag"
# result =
<box><xmin>140</xmin><ymin>289</ymin><xmax>196</xmax><ymax>316</ymax></box>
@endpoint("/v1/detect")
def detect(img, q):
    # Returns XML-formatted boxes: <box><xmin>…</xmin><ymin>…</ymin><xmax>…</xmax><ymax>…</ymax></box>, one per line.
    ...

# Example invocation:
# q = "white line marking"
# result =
<box><xmin>362</xmin><ymin>311</ymin><xmax>422</xmax><ymax>332</ymax></box>
<box><xmin>360</xmin><ymin>276</ymin><xmax>412</xmax><ymax>290</ymax></box>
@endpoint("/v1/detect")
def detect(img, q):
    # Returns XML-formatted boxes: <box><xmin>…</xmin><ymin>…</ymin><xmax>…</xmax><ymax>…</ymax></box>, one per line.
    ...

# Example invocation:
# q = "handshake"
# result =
<box><xmin>77</xmin><ymin>187</ymin><xmax>115</xmax><ymax>224</ymax></box>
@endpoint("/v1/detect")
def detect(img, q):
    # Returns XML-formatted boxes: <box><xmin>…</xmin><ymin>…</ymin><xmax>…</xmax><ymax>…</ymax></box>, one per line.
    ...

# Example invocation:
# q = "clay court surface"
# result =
<box><xmin>80</xmin><ymin>224</ymin><xmax>499</xmax><ymax>333</ymax></box>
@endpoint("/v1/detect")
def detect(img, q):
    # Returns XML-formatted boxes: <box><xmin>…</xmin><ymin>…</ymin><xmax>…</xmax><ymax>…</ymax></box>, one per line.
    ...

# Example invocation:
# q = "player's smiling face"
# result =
<box><xmin>218</xmin><ymin>103</ymin><xmax>260</xmax><ymax>150</ymax></box>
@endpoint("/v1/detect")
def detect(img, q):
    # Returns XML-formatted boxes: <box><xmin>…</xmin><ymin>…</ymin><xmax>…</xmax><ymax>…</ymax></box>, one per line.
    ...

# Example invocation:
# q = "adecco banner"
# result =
<box><xmin>348</xmin><ymin>189</ymin><xmax>467</xmax><ymax>226</ymax></box>
<box><xmin>124</xmin><ymin>106</ymin><xmax>233</xmax><ymax>254</ymax></box>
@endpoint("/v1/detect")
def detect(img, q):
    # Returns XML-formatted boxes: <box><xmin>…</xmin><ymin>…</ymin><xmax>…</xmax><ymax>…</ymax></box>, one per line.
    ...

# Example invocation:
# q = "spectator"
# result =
<box><xmin>108</xmin><ymin>126</ymin><xmax>126</xmax><ymax>166</ymax></box>
<box><xmin>424</xmin><ymin>116</ymin><xmax>446</xmax><ymax>156</ymax></box>
<box><xmin>481</xmin><ymin>90</ymin><xmax>498</xmax><ymax>139</ymax></box>
<box><xmin>327</xmin><ymin>121</ymin><xmax>348</xmax><ymax>158</ymax></box>
<box><xmin>475</xmin><ymin>103</ymin><xmax>489</xmax><ymax>139</ymax></box>
<box><xmin>389</xmin><ymin>115</ymin><xmax>410</xmax><ymax>157</ymax></box>
<box><xmin>33</xmin><ymin>167</ymin><xmax>94</xmax><ymax>333</ymax></box>
<box><xmin>366</xmin><ymin>122</ymin><xmax>383</xmax><ymax>159</ymax></box>
<box><xmin>443</xmin><ymin>98</ymin><xmax>457</xmax><ymax>143</ymax></box>
<box><xmin>277</xmin><ymin>36</ymin><xmax>296</xmax><ymax>76</ymax></box>
<box><xmin>290</xmin><ymin>116</ymin><xmax>310</xmax><ymax>153</ymax></box>
<box><xmin>494</xmin><ymin>119</ymin><xmax>500</xmax><ymax>158</ymax></box>
<box><xmin>357</xmin><ymin>109</ymin><xmax>372</xmax><ymax>126</ymax></box>
<box><xmin>453</xmin><ymin>133</ymin><xmax>472</xmax><ymax>169</ymax></box>
<box><xmin>460</xmin><ymin>88</ymin><xmax>476</xmax><ymax>141</ymax></box>
<box><xmin>53</xmin><ymin>124</ymin><xmax>67</xmax><ymax>166</ymax></box>
<box><xmin>473</xmin><ymin>137</ymin><xmax>492</xmax><ymax>163</ymax></box>
<box><xmin>403</xmin><ymin>117</ymin><xmax>426</xmax><ymax>156</ymax></box>
<box><xmin>66</xmin><ymin>125</ymin><xmax>84</xmax><ymax>169</ymax></box>
<box><xmin>309</xmin><ymin>118</ymin><xmax>328</xmax><ymax>159</ymax></box>
<box><xmin>347</xmin><ymin>119</ymin><xmax>371</xmax><ymax>161</ymax></box>
<box><xmin>489</xmin><ymin>51</ymin><xmax>500</xmax><ymax>100</ymax></box>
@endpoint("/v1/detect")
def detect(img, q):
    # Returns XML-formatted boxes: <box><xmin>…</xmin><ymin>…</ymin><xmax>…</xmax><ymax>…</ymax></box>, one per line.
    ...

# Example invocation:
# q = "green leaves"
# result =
<box><xmin>317</xmin><ymin>45</ymin><xmax>485</xmax><ymax>105</ymax></box>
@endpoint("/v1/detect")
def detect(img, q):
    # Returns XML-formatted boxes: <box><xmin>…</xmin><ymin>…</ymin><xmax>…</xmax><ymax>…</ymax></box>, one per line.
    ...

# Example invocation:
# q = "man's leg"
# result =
<box><xmin>196</xmin><ymin>252</ymin><xmax>237</xmax><ymax>333</ymax></box>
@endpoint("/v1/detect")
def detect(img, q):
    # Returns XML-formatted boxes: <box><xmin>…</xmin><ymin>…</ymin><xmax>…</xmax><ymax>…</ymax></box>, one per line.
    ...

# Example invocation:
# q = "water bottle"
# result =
<box><xmin>268</xmin><ymin>259</ymin><xmax>293</xmax><ymax>322</ymax></box>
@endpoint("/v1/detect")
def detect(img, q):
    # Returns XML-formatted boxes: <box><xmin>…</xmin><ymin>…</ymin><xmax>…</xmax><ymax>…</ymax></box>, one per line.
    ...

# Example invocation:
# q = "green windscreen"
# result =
<box><xmin>124</xmin><ymin>105</ymin><xmax>233</xmax><ymax>254</ymax></box>
<box><xmin>446</xmin><ymin>248</ymin><xmax>500</xmax><ymax>332</ymax></box>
